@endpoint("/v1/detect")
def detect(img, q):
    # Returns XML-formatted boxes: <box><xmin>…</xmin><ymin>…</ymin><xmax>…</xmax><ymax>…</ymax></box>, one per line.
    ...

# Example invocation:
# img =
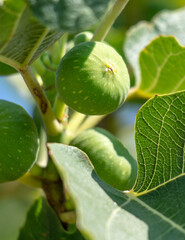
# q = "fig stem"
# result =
<box><xmin>52</xmin><ymin>33</ymin><xmax>68</xmax><ymax>122</ymax></box>
<box><xmin>19</xmin><ymin>66</ymin><xmax>63</xmax><ymax>136</ymax></box>
<box><xmin>67</xmin><ymin>112</ymin><xmax>86</xmax><ymax>133</ymax></box>
<box><xmin>18</xmin><ymin>173</ymin><xmax>42</xmax><ymax>188</ymax></box>
<box><xmin>92</xmin><ymin>0</ymin><xmax>130</xmax><ymax>41</ymax></box>
<box><xmin>53</xmin><ymin>94</ymin><xmax>67</xmax><ymax>122</ymax></box>
<box><xmin>126</xmin><ymin>86</ymin><xmax>150</xmax><ymax>100</ymax></box>
<box><xmin>48</xmin><ymin>41</ymin><xmax>61</xmax><ymax>66</ymax></box>
<box><xmin>75</xmin><ymin>115</ymin><xmax>105</xmax><ymax>135</ymax></box>
<box><xmin>59</xmin><ymin>33</ymin><xmax>68</xmax><ymax>59</ymax></box>
<box><xmin>60</xmin><ymin>211</ymin><xmax>76</xmax><ymax>224</ymax></box>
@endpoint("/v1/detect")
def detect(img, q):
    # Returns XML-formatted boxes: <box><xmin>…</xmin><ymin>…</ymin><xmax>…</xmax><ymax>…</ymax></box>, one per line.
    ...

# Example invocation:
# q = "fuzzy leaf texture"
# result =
<box><xmin>26</xmin><ymin>0</ymin><xmax>113</xmax><ymax>32</ymax></box>
<box><xmin>48</xmin><ymin>90</ymin><xmax>185</xmax><ymax>240</ymax></box>
<box><xmin>0</xmin><ymin>0</ymin><xmax>62</xmax><ymax>70</ymax></box>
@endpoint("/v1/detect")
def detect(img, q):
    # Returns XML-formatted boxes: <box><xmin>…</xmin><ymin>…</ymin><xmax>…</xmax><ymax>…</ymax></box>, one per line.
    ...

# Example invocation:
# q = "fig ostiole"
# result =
<box><xmin>0</xmin><ymin>100</ymin><xmax>39</xmax><ymax>183</ymax></box>
<box><xmin>56</xmin><ymin>41</ymin><xmax>130</xmax><ymax>115</ymax></box>
<box><xmin>71</xmin><ymin>127</ymin><xmax>137</xmax><ymax>191</ymax></box>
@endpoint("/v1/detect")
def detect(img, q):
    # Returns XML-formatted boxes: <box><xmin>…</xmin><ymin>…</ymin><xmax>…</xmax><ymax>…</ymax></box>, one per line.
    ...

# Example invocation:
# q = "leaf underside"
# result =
<box><xmin>26</xmin><ymin>0</ymin><xmax>113</xmax><ymax>32</ymax></box>
<box><xmin>0</xmin><ymin>0</ymin><xmax>62</xmax><ymax>70</ymax></box>
<box><xmin>48</xmin><ymin>143</ymin><xmax>185</xmax><ymax>240</ymax></box>
<box><xmin>47</xmin><ymin>90</ymin><xmax>185</xmax><ymax>240</ymax></box>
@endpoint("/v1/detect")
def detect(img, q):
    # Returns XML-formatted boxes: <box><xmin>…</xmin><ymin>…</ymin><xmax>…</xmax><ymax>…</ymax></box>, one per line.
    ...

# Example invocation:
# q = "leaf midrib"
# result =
<box><xmin>132</xmin><ymin>193</ymin><xmax>185</xmax><ymax>235</ymax></box>
<box><xmin>146</xmin><ymin>97</ymin><xmax>175</xmax><ymax>190</ymax></box>
<box><xmin>0</xmin><ymin>4</ymin><xmax>50</xmax><ymax>69</ymax></box>
<box><xmin>0</xmin><ymin>5</ymin><xmax>26</xmax><ymax>53</ymax></box>
<box><xmin>140</xmin><ymin>44</ymin><xmax>185</xmax><ymax>93</ymax></box>
<box><xmin>135</xmin><ymin>172</ymin><xmax>185</xmax><ymax>197</ymax></box>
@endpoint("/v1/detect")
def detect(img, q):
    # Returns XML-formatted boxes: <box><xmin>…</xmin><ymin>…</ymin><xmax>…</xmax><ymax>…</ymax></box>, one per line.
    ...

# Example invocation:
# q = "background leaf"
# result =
<box><xmin>48</xmin><ymin>143</ymin><xmax>185</xmax><ymax>240</ymax></box>
<box><xmin>0</xmin><ymin>0</ymin><xmax>62</xmax><ymax>69</ymax></box>
<box><xmin>0</xmin><ymin>182</ymin><xmax>40</xmax><ymax>240</ymax></box>
<box><xmin>137</xmin><ymin>36</ymin><xmax>185</xmax><ymax>97</ymax></box>
<box><xmin>124</xmin><ymin>6</ymin><xmax>185</xmax><ymax>96</ymax></box>
<box><xmin>26</xmin><ymin>0</ymin><xmax>113</xmax><ymax>32</ymax></box>
<box><xmin>134</xmin><ymin>91</ymin><xmax>185</xmax><ymax>193</ymax></box>
<box><xmin>18</xmin><ymin>197</ymin><xmax>84</xmax><ymax>240</ymax></box>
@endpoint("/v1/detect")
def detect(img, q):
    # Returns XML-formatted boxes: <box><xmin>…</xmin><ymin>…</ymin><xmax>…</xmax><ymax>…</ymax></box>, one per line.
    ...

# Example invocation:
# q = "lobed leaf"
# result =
<box><xmin>0</xmin><ymin>0</ymin><xmax>62</xmax><ymax>70</ymax></box>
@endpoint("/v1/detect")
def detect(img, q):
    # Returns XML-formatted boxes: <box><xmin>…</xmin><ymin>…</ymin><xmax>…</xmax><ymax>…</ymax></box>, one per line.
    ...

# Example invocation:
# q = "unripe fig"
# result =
<box><xmin>74</xmin><ymin>31</ymin><xmax>93</xmax><ymax>45</ymax></box>
<box><xmin>0</xmin><ymin>100</ymin><xmax>39</xmax><ymax>183</ymax></box>
<box><xmin>56</xmin><ymin>41</ymin><xmax>130</xmax><ymax>115</ymax></box>
<box><xmin>71</xmin><ymin>128</ymin><xmax>137</xmax><ymax>191</ymax></box>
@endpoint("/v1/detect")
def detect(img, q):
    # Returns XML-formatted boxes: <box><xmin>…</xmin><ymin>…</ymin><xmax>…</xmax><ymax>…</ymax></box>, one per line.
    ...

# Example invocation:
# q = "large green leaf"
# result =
<box><xmin>18</xmin><ymin>197</ymin><xmax>84</xmax><ymax>240</ymax></box>
<box><xmin>48</xmin><ymin>90</ymin><xmax>185</xmax><ymax>240</ymax></box>
<box><xmin>137</xmin><ymin>36</ymin><xmax>185</xmax><ymax>97</ymax></box>
<box><xmin>0</xmin><ymin>100</ymin><xmax>39</xmax><ymax>183</ymax></box>
<box><xmin>124</xmin><ymin>7</ymin><xmax>185</xmax><ymax>97</ymax></box>
<box><xmin>0</xmin><ymin>0</ymin><xmax>62</xmax><ymax>70</ymax></box>
<box><xmin>26</xmin><ymin>0</ymin><xmax>113</xmax><ymax>32</ymax></box>
<box><xmin>48</xmin><ymin>144</ymin><xmax>185</xmax><ymax>240</ymax></box>
<box><xmin>134</xmin><ymin>91</ymin><xmax>185</xmax><ymax>193</ymax></box>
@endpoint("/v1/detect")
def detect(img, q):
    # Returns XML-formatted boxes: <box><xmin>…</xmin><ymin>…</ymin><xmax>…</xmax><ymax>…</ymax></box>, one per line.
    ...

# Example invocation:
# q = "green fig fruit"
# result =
<box><xmin>0</xmin><ymin>100</ymin><xmax>39</xmax><ymax>183</ymax></box>
<box><xmin>74</xmin><ymin>31</ymin><xmax>93</xmax><ymax>45</ymax></box>
<box><xmin>56</xmin><ymin>41</ymin><xmax>130</xmax><ymax>115</ymax></box>
<box><xmin>71</xmin><ymin>127</ymin><xmax>137</xmax><ymax>191</ymax></box>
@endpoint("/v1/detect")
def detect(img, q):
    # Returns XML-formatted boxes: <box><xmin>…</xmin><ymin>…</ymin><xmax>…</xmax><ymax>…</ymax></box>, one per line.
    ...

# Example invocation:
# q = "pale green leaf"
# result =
<box><xmin>26</xmin><ymin>0</ymin><xmax>113</xmax><ymax>32</ymax></box>
<box><xmin>124</xmin><ymin>7</ymin><xmax>185</xmax><ymax>97</ymax></box>
<box><xmin>124</xmin><ymin>7</ymin><xmax>185</xmax><ymax>79</ymax></box>
<box><xmin>134</xmin><ymin>91</ymin><xmax>185</xmax><ymax>193</ymax></box>
<box><xmin>124</xmin><ymin>22</ymin><xmax>158</xmax><ymax>81</ymax></box>
<box><xmin>48</xmin><ymin>143</ymin><xmax>185</xmax><ymax>240</ymax></box>
<box><xmin>137</xmin><ymin>36</ymin><xmax>185</xmax><ymax>97</ymax></box>
<box><xmin>0</xmin><ymin>0</ymin><xmax>62</xmax><ymax>70</ymax></box>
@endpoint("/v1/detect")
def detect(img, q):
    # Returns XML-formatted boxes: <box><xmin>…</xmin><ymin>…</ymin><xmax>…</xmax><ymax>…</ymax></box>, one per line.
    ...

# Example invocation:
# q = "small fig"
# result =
<box><xmin>71</xmin><ymin>128</ymin><xmax>137</xmax><ymax>191</ymax></box>
<box><xmin>56</xmin><ymin>41</ymin><xmax>130</xmax><ymax>115</ymax></box>
<box><xmin>0</xmin><ymin>100</ymin><xmax>39</xmax><ymax>183</ymax></box>
<box><xmin>74</xmin><ymin>31</ymin><xmax>93</xmax><ymax>45</ymax></box>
